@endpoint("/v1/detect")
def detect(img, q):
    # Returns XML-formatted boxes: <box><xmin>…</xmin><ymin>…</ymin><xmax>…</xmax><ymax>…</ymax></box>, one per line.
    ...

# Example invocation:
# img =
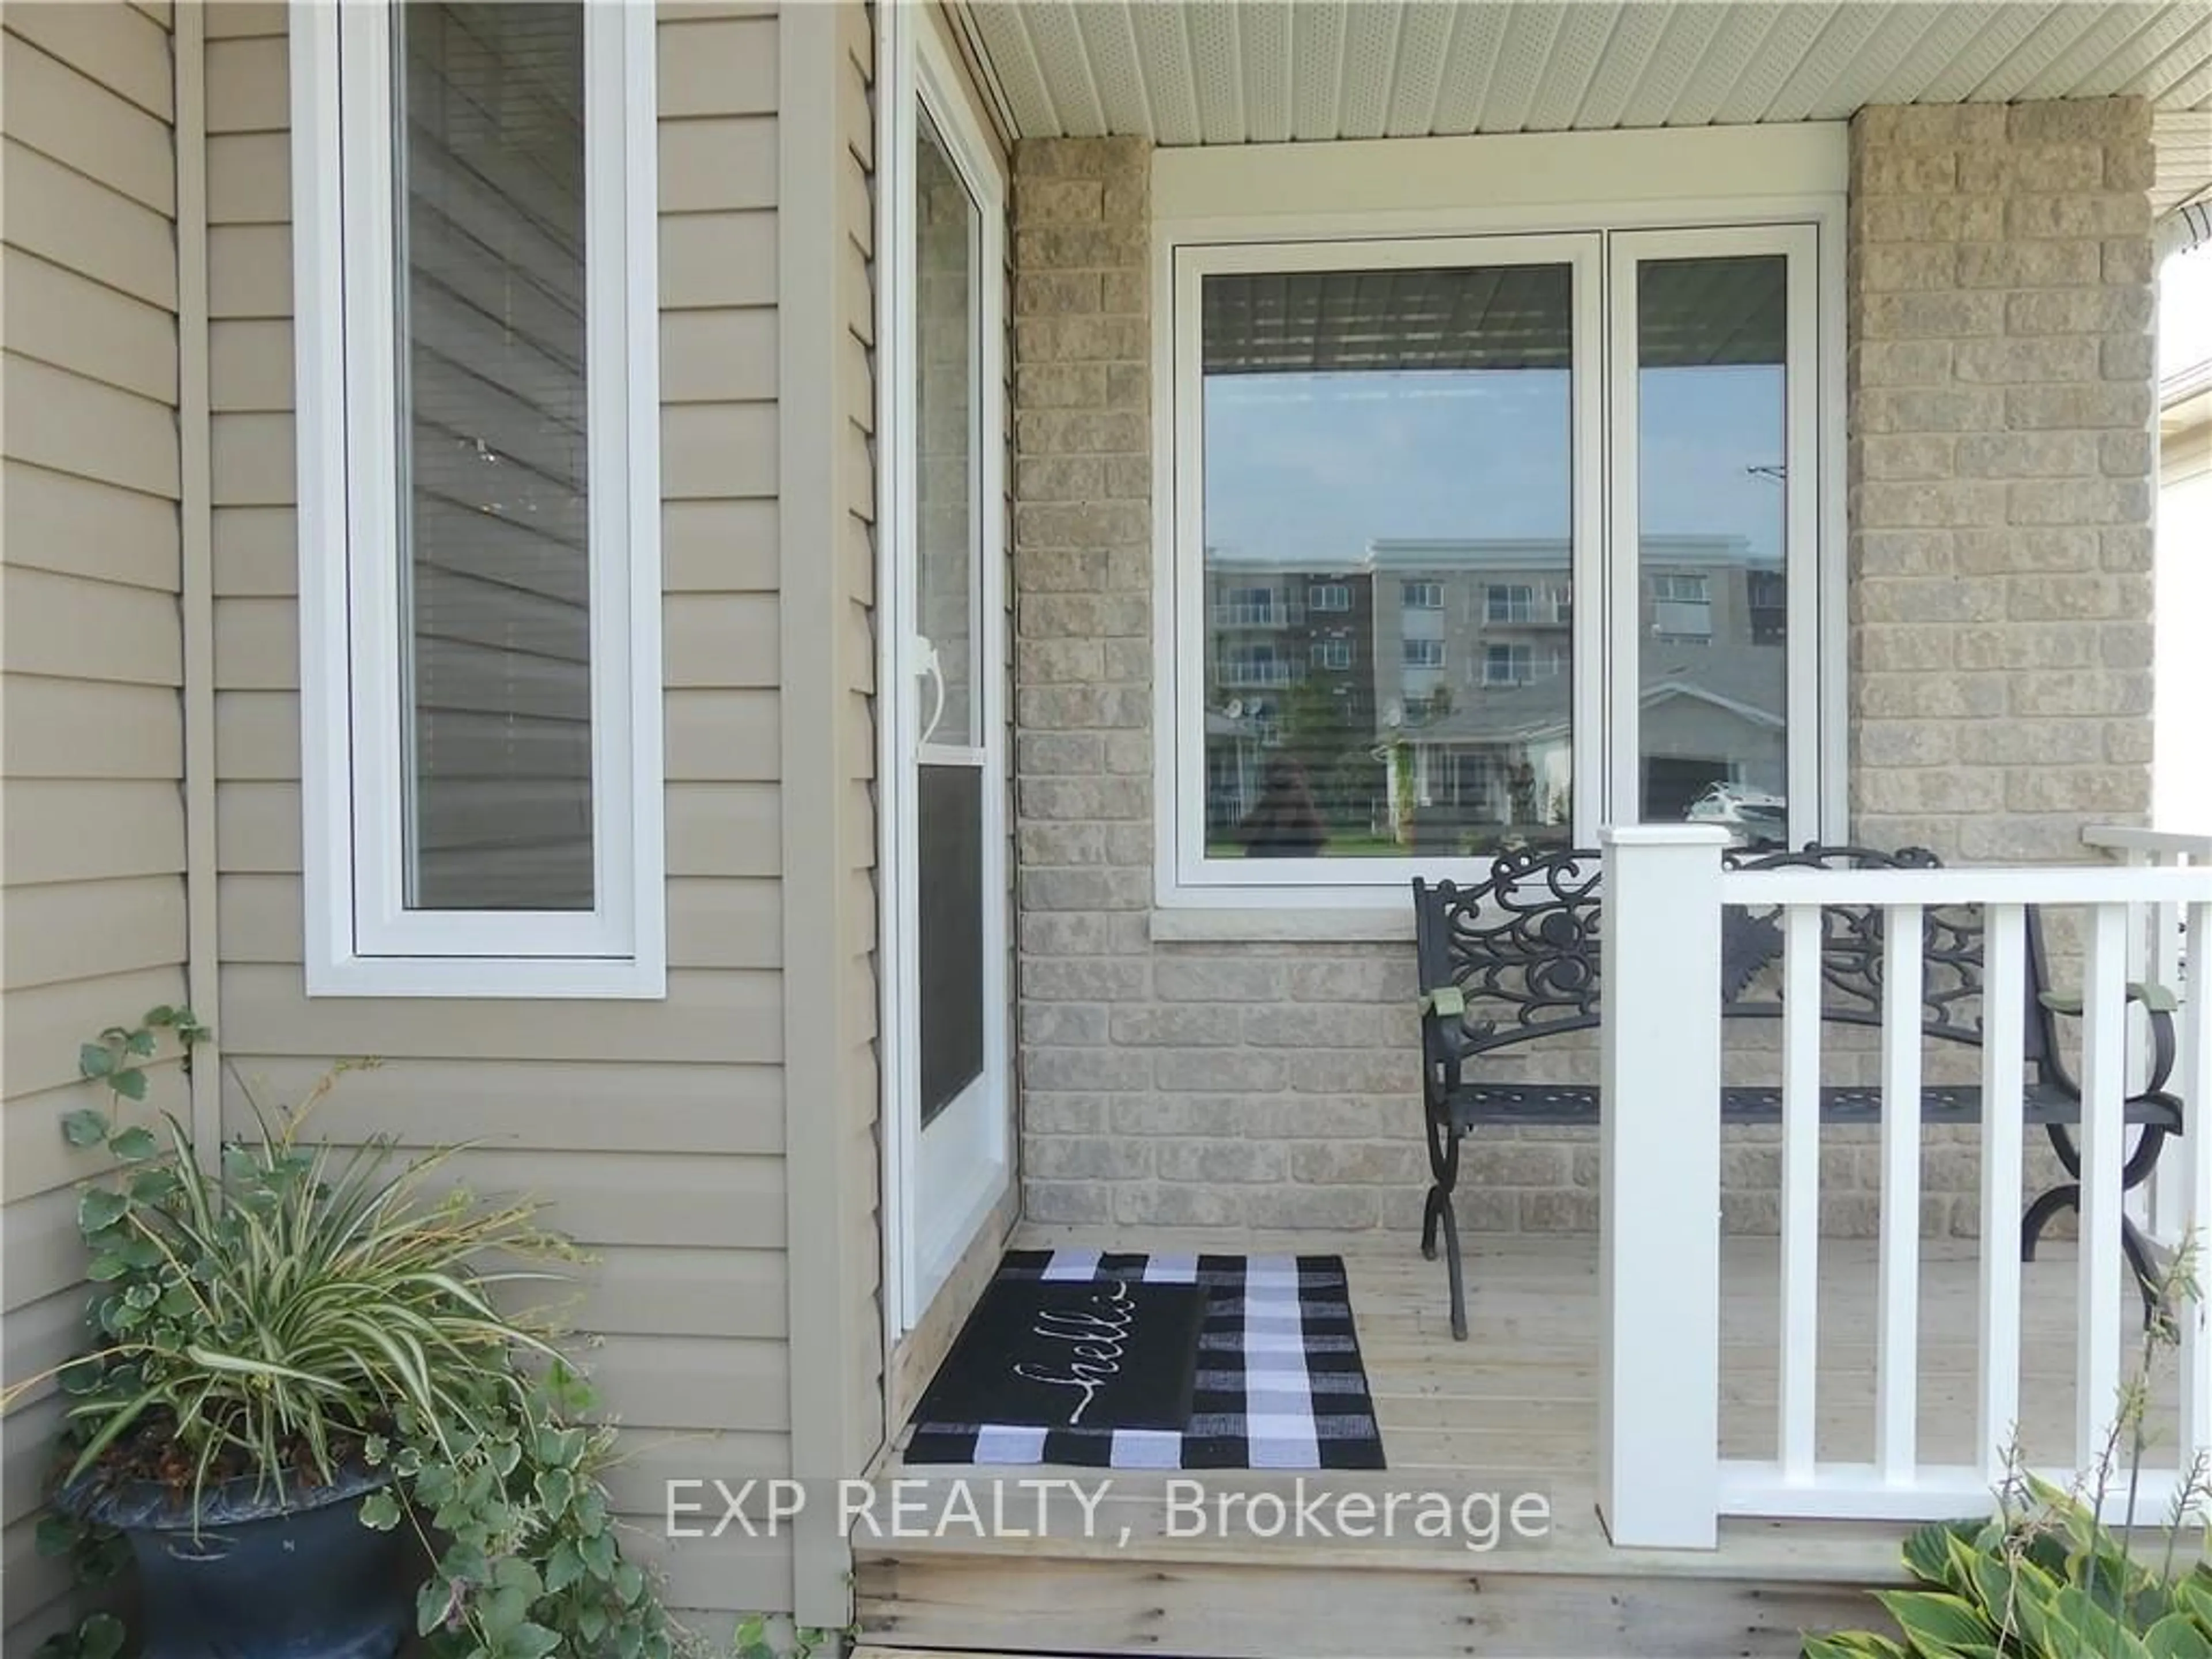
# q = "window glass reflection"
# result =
<box><xmin>1635</xmin><ymin>255</ymin><xmax>1790</xmax><ymax>850</ymax></box>
<box><xmin>1200</xmin><ymin>264</ymin><xmax>1577</xmax><ymax>859</ymax></box>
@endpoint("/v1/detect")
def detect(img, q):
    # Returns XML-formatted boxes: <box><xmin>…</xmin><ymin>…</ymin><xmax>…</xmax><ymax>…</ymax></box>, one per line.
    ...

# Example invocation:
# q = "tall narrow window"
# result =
<box><xmin>912</xmin><ymin>107</ymin><xmax>986</xmax><ymax>1130</ymax></box>
<box><xmin>293</xmin><ymin>1</ymin><xmax>663</xmax><ymax>995</ymax></box>
<box><xmin>399</xmin><ymin>4</ymin><xmax>591</xmax><ymax>911</ymax></box>
<box><xmin>1612</xmin><ymin>229</ymin><xmax>1817</xmax><ymax>851</ymax></box>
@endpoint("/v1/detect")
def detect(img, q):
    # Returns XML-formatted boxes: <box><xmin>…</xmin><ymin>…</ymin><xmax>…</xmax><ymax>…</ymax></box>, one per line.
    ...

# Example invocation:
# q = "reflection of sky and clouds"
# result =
<box><xmin>1203</xmin><ymin>366</ymin><xmax>1783</xmax><ymax>565</ymax></box>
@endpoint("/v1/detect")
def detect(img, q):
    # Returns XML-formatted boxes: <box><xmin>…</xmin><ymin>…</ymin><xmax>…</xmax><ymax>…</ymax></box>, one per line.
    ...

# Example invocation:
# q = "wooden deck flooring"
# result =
<box><xmin>857</xmin><ymin>1225</ymin><xmax>2175</xmax><ymax>1658</ymax></box>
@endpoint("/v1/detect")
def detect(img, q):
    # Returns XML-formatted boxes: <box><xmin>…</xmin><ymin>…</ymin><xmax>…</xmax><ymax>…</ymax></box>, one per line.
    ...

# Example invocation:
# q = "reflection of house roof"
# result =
<box><xmin>1203</xmin><ymin>536</ymin><xmax>1783</xmax><ymax>572</ymax></box>
<box><xmin>1406</xmin><ymin>647</ymin><xmax>1787</xmax><ymax>747</ymax></box>
<box><xmin>1363</xmin><ymin>535</ymin><xmax>1767</xmax><ymax>573</ymax></box>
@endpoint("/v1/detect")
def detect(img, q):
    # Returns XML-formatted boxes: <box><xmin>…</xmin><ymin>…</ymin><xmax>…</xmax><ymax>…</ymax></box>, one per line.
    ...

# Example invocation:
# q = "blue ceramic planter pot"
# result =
<box><xmin>56</xmin><ymin>1463</ymin><xmax>411</xmax><ymax>1659</ymax></box>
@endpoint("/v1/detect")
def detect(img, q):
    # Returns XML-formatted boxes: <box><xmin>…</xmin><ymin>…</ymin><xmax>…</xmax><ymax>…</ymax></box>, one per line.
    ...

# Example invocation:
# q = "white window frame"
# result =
<box><xmin>1402</xmin><ymin>579</ymin><xmax>1444</xmax><ymax>611</ymax></box>
<box><xmin>290</xmin><ymin>1</ymin><xmax>665</xmax><ymax>996</ymax></box>
<box><xmin>1404</xmin><ymin>638</ymin><xmax>1448</xmax><ymax>670</ymax></box>
<box><xmin>1152</xmin><ymin>135</ymin><xmax>1846</xmax><ymax>910</ymax></box>
<box><xmin>1309</xmin><ymin>582</ymin><xmax>1351</xmax><ymax>612</ymax></box>
<box><xmin>1311</xmin><ymin>639</ymin><xmax>1353</xmax><ymax>671</ymax></box>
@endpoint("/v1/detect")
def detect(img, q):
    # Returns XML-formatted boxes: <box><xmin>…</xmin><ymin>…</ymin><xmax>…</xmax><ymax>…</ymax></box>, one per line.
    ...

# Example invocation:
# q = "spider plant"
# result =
<box><xmin>49</xmin><ymin>1090</ymin><xmax>572</xmax><ymax>1516</ymax></box>
<box><xmin>6</xmin><ymin>1009</ymin><xmax>684</xmax><ymax>1659</ymax></box>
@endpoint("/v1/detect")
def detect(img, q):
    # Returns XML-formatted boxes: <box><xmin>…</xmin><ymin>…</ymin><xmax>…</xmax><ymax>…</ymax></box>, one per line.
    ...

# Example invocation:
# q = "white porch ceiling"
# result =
<box><xmin>959</xmin><ymin>2</ymin><xmax>2212</xmax><ymax>214</ymax></box>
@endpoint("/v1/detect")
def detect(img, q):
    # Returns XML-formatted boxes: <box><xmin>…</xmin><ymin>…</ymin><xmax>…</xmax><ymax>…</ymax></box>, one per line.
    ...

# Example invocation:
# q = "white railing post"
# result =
<box><xmin>1597</xmin><ymin>824</ymin><xmax>1729</xmax><ymax>1549</ymax></box>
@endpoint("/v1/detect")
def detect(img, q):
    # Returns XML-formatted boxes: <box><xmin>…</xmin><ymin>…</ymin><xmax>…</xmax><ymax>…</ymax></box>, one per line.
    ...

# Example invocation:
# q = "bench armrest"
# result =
<box><xmin>2036</xmin><ymin>981</ymin><xmax>2178</xmax><ymax>1016</ymax></box>
<box><xmin>2036</xmin><ymin>982</ymin><xmax>2181</xmax><ymax>1095</ymax></box>
<box><xmin>1417</xmin><ymin>988</ymin><xmax>1469</xmax><ymax>1097</ymax></box>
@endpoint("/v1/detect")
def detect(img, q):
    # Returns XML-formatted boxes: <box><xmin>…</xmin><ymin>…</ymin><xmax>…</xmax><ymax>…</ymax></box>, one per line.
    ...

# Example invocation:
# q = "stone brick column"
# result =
<box><xmin>1849</xmin><ymin>99</ymin><xmax>2157</xmax><ymax>860</ymax></box>
<box><xmin>1008</xmin><ymin>138</ymin><xmax>1170</xmax><ymax>1219</ymax></box>
<box><xmin>1009</xmin><ymin>139</ymin><xmax>1445</xmax><ymax>1234</ymax></box>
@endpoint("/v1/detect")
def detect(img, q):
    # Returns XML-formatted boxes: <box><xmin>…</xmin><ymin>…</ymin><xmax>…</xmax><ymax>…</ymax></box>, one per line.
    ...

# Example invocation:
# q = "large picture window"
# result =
<box><xmin>1166</xmin><ymin>224</ymin><xmax>1830</xmax><ymax>899</ymax></box>
<box><xmin>291</xmin><ymin>0</ymin><xmax>664</xmax><ymax>994</ymax></box>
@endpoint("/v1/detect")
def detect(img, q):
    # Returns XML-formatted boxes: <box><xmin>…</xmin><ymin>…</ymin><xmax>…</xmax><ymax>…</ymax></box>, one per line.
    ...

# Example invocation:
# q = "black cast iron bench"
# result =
<box><xmin>1411</xmin><ymin>843</ymin><xmax>2184</xmax><ymax>1341</ymax></box>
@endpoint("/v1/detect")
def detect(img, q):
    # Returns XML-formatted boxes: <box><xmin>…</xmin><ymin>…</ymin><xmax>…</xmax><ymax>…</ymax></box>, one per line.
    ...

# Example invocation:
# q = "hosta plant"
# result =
<box><xmin>6</xmin><ymin>1007</ymin><xmax>687</xmax><ymax>1659</ymax></box>
<box><xmin>1807</xmin><ymin>1241</ymin><xmax>2212</xmax><ymax>1659</ymax></box>
<box><xmin>1805</xmin><ymin>1474</ymin><xmax>2212</xmax><ymax>1659</ymax></box>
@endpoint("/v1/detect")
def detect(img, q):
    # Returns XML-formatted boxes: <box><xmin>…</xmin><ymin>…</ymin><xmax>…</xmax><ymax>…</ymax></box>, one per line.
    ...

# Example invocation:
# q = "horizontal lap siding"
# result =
<box><xmin>203</xmin><ymin>3</ymin><xmax>794</xmax><ymax>1627</ymax></box>
<box><xmin>0</xmin><ymin>6</ymin><xmax>185</xmax><ymax>1645</ymax></box>
<box><xmin>838</xmin><ymin>0</ymin><xmax>887</xmax><ymax>1499</ymax></box>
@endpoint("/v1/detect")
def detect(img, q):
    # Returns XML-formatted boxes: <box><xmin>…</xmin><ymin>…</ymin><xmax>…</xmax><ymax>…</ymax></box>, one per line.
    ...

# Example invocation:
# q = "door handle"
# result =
<box><xmin>915</xmin><ymin>636</ymin><xmax>946</xmax><ymax>747</ymax></box>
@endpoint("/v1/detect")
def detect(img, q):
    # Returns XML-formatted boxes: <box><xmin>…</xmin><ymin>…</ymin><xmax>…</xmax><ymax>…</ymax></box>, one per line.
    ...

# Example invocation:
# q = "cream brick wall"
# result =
<box><xmin>1011</xmin><ymin>104</ymin><xmax>2157</xmax><ymax>1240</ymax></box>
<box><xmin>1849</xmin><ymin>99</ymin><xmax>2157</xmax><ymax>861</ymax></box>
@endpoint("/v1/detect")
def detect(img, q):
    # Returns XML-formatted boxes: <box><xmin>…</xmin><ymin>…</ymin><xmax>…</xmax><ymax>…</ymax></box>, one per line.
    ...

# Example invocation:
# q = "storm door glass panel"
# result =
<box><xmin>1200</xmin><ymin>263</ymin><xmax>1576</xmax><ymax>861</ymax></box>
<box><xmin>396</xmin><ymin>2</ymin><xmax>593</xmax><ymax>910</ymax></box>
<box><xmin>914</xmin><ymin>110</ymin><xmax>984</xmax><ymax>1130</ymax></box>
<box><xmin>1634</xmin><ymin>255</ymin><xmax>1790</xmax><ymax>848</ymax></box>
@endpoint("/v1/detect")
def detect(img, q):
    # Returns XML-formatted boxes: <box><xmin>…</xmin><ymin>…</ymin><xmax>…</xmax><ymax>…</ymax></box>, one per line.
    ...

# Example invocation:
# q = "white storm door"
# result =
<box><xmin>883</xmin><ymin>22</ymin><xmax>1010</xmax><ymax>1335</ymax></box>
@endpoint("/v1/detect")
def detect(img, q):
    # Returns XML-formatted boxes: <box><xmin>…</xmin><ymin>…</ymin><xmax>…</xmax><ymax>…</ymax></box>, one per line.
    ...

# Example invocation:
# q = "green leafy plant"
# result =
<box><xmin>6</xmin><ymin>1007</ymin><xmax>691</xmax><ymax>1659</ymax></box>
<box><xmin>732</xmin><ymin>1613</ymin><xmax>846</xmax><ymax>1659</ymax></box>
<box><xmin>1806</xmin><ymin>1242</ymin><xmax>2212</xmax><ymax>1659</ymax></box>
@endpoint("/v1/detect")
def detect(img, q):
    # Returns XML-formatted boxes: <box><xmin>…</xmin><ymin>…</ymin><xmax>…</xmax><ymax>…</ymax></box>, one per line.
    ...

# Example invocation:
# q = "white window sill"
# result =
<box><xmin>1147</xmin><ymin>907</ymin><xmax>1416</xmax><ymax>944</ymax></box>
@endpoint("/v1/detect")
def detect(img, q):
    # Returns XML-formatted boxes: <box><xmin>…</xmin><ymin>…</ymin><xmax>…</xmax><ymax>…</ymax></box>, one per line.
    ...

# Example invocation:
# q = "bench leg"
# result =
<box><xmin>2021</xmin><ymin>1181</ymin><xmax>2165</xmax><ymax>1330</ymax></box>
<box><xmin>1421</xmin><ymin>1106</ymin><xmax>1469</xmax><ymax>1342</ymax></box>
<box><xmin>2020</xmin><ymin>1182</ymin><xmax>2077</xmax><ymax>1264</ymax></box>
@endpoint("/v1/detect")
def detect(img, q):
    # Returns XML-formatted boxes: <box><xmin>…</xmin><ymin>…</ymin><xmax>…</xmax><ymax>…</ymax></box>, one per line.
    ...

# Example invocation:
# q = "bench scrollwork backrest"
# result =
<box><xmin>1414</xmin><ymin>842</ymin><xmax>2054</xmax><ymax>1070</ymax></box>
<box><xmin>1413</xmin><ymin>847</ymin><xmax>1604</xmax><ymax>1055</ymax></box>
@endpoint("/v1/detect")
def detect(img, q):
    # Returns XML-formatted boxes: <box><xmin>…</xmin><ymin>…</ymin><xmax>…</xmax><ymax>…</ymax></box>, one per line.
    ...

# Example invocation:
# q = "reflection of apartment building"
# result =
<box><xmin>1203</xmin><ymin>556</ymin><xmax>1376</xmax><ymax>714</ymax></box>
<box><xmin>1362</xmin><ymin>536</ymin><xmax>1787</xmax><ymax>830</ymax></box>
<box><xmin>1202</xmin><ymin>555</ymin><xmax>1378</xmax><ymax>830</ymax></box>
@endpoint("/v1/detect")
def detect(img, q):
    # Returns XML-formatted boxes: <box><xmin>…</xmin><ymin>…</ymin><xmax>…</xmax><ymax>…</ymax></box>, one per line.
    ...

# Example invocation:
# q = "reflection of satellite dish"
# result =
<box><xmin>1384</xmin><ymin>702</ymin><xmax>1404</xmax><ymax>729</ymax></box>
<box><xmin>1226</xmin><ymin>699</ymin><xmax>1244</xmax><ymax>718</ymax></box>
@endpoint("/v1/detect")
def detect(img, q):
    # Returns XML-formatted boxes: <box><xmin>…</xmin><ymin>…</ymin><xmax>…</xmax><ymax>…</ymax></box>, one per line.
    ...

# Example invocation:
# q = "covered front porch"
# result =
<box><xmin>863</xmin><ymin>825</ymin><xmax>2212</xmax><ymax>1657</ymax></box>
<box><xmin>859</xmin><ymin>1226</ymin><xmax>2164</xmax><ymax>1658</ymax></box>
<box><xmin>863</xmin><ymin>0</ymin><xmax>2212</xmax><ymax>1646</ymax></box>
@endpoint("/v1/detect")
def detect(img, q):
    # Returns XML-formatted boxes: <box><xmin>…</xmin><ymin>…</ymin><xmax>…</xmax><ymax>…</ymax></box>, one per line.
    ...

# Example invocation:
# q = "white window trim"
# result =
<box><xmin>290</xmin><ymin>1</ymin><xmax>665</xmax><ymax>997</ymax></box>
<box><xmin>1150</xmin><ymin>131</ymin><xmax>1846</xmax><ymax>911</ymax></box>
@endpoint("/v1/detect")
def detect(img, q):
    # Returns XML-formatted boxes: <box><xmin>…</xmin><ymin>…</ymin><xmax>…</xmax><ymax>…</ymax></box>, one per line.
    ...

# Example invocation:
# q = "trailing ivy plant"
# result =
<box><xmin>732</xmin><ymin>1613</ymin><xmax>847</xmax><ymax>1659</ymax></box>
<box><xmin>1805</xmin><ymin>1241</ymin><xmax>2212</xmax><ymax>1659</ymax></box>
<box><xmin>7</xmin><ymin>1007</ymin><xmax>693</xmax><ymax>1659</ymax></box>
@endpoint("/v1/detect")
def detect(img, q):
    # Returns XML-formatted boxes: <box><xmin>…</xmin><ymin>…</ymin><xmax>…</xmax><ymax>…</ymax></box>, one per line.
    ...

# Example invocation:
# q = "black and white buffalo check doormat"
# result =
<box><xmin>903</xmin><ymin>1249</ymin><xmax>1386</xmax><ymax>1469</ymax></box>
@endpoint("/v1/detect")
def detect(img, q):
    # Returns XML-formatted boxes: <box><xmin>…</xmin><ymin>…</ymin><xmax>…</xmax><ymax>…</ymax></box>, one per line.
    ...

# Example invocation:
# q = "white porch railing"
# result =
<box><xmin>1598</xmin><ymin>825</ymin><xmax>2212</xmax><ymax>1547</ymax></box>
<box><xmin>2085</xmin><ymin>825</ymin><xmax>2210</xmax><ymax>1250</ymax></box>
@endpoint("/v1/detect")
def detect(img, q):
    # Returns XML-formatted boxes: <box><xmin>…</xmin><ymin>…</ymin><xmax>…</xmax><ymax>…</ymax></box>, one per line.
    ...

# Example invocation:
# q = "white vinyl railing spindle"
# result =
<box><xmin>2123</xmin><ymin>858</ymin><xmax>2156</xmax><ymax>1240</ymax></box>
<box><xmin>1779</xmin><ymin>903</ymin><xmax>1823</xmax><ymax>1482</ymax></box>
<box><xmin>2180</xmin><ymin>898</ymin><xmax>2212</xmax><ymax>1472</ymax></box>
<box><xmin>1877</xmin><ymin>903</ymin><xmax>1925</xmax><ymax>1481</ymax></box>
<box><xmin>2076</xmin><ymin>903</ymin><xmax>2130</xmax><ymax>1468</ymax></box>
<box><xmin>2149</xmin><ymin>873</ymin><xmax>2190</xmax><ymax>1245</ymax></box>
<box><xmin>1976</xmin><ymin>904</ymin><xmax>2027</xmax><ymax>1485</ymax></box>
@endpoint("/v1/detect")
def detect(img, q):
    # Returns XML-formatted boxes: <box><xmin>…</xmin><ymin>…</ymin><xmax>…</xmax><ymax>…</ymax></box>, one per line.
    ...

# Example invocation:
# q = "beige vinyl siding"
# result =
<box><xmin>203</xmin><ymin>1</ymin><xmax>798</xmax><ymax>1630</ymax></box>
<box><xmin>0</xmin><ymin>6</ymin><xmax>186</xmax><ymax>1646</ymax></box>
<box><xmin>836</xmin><ymin>0</ymin><xmax>888</xmax><ymax>1501</ymax></box>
